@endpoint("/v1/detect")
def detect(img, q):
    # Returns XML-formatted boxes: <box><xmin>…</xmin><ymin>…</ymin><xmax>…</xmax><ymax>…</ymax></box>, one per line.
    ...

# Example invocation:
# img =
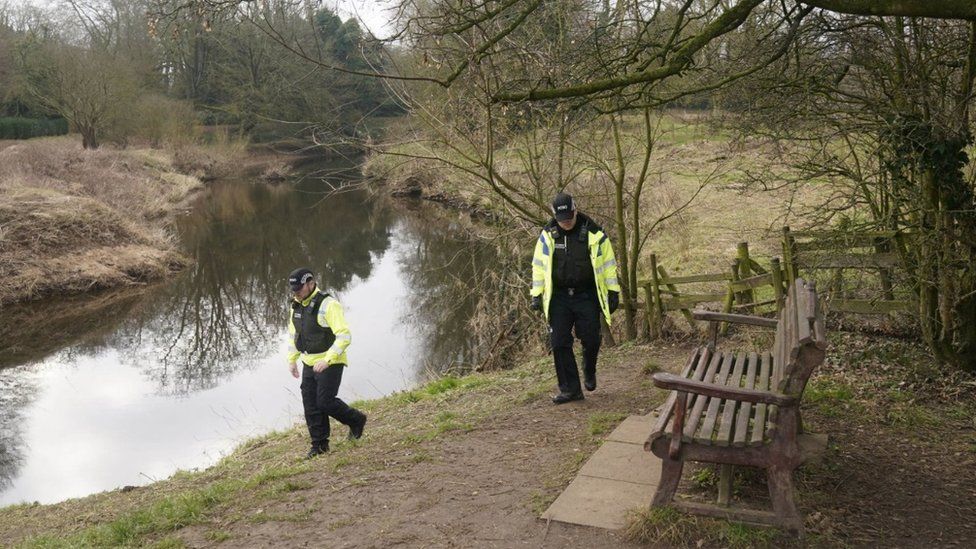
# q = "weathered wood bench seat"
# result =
<box><xmin>644</xmin><ymin>279</ymin><xmax>828</xmax><ymax>533</ymax></box>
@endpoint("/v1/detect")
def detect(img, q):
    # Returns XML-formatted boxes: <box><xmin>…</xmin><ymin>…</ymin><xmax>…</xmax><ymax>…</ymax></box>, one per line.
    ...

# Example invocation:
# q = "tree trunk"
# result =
<box><xmin>909</xmin><ymin>159</ymin><xmax>976</xmax><ymax>372</ymax></box>
<box><xmin>81</xmin><ymin>126</ymin><xmax>99</xmax><ymax>149</ymax></box>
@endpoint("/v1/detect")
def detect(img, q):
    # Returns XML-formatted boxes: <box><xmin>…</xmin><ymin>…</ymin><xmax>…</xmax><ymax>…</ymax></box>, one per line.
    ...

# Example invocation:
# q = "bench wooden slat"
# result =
<box><xmin>695</xmin><ymin>351</ymin><xmax>736</xmax><ymax>444</ymax></box>
<box><xmin>684</xmin><ymin>351</ymin><xmax>724</xmax><ymax>439</ymax></box>
<box><xmin>648</xmin><ymin>347</ymin><xmax>711</xmax><ymax>440</ymax></box>
<box><xmin>751</xmin><ymin>352</ymin><xmax>774</xmax><ymax>445</ymax></box>
<box><xmin>796</xmin><ymin>283</ymin><xmax>814</xmax><ymax>345</ymax></box>
<box><xmin>669</xmin><ymin>348</ymin><xmax>716</xmax><ymax>438</ymax></box>
<box><xmin>733</xmin><ymin>352</ymin><xmax>760</xmax><ymax>447</ymax></box>
<box><xmin>714</xmin><ymin>352</ymin><xmax>746</xmax><ymax>447</ymax></box>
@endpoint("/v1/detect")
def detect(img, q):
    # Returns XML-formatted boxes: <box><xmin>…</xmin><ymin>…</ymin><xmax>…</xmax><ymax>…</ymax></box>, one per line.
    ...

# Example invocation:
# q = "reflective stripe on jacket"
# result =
<box><xmin>530</xmin><ymin>217</ymin><xmax>621</xmax><ymax>324</ymax></box>
<box><xmin>287</xmin><ymin>288</ymin><xmax>352</xmax><ymax>366</ymax></box>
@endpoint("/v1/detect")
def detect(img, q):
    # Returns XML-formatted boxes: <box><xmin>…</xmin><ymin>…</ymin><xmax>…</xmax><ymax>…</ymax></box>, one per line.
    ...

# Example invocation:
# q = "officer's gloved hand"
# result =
<box><xmin>608</xmin><ymin>291</ymin><xmax>620</xmax><ymax>314</ymax></box>
<box><xmin>530</xmin><ymin>296</ymin><xmax>542</xmax><ymax>312</ymax></box>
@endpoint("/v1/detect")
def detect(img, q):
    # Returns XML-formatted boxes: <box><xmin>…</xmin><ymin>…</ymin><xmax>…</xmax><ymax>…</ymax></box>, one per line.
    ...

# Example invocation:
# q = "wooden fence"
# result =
<box><xmin>781</xmin><ymin>227</ymin><xmax>912</xmax><ymax>314</ymax></box>
<box><xmin>639</xmin><ymin>243</ymin><xmax>787</xmax><ymax>339</ymax></box>
<box><xmin>635</xmin><ymin>229</ymin><xmax>913</xmax><ymax>339</ymax></box>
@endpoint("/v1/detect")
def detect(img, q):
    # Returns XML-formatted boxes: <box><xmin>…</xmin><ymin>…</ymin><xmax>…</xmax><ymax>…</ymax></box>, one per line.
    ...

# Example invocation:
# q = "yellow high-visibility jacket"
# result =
<box><xmin>287</xmin><ymin>288</ymin><xmax>352</xmax><ymax>367</ymax></box>
<box><xmin>531</xmin><ymin>215</ymin><xmax>621</xmax><ymax>324</ymax></box>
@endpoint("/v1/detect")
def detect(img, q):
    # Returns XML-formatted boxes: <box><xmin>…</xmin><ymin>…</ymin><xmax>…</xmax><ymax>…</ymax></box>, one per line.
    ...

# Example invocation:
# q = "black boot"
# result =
<box><xmin>305</xmin><ymin>443</ymin><xmax>328</xmax><ymax>459</ymax></box>
<box><xmin>348</xmin><ymin>411</ymin><xmax>367</xmax><ymax>440</ymax></box>
<box><xmin>551</xmin><ymin>392</ymin><xmax>584</xmax><ymax>404</ymax></box>
<box><xmin>584</xmin><ymin>369</ymin><xmax>597</xmax><ymax>392</ymax></box>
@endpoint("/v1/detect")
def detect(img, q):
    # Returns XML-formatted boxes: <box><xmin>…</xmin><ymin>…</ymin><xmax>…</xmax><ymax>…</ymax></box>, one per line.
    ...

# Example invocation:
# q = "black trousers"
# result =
<box><xmin>548</xmin><ymin>289</ymin><xmax>602</xmax><ymax>395</ymax></box>
<box><xmin>300</xmin><ymin>363</ymin><xmax>360</xmax><ymax>448</ymax></box>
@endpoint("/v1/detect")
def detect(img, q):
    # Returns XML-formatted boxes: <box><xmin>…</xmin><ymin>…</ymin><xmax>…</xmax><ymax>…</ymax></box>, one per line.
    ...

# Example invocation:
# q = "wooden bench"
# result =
<box><xmin>644</xmin><ymin>278</ymin><xmax>828</xmax><ymax>533</ymax></box>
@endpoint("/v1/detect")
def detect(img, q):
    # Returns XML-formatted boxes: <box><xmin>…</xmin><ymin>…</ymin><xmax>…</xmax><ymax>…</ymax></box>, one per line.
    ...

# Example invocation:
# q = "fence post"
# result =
<box><xmin>724</xmin><ymin>260</ymin><xmax>742</xmax><ymax>336</ymax></box>
<box><xmin>658</xmin><ymin>265</ymin><xmax>697</xmax><ymax>330</ymax></box>
<box><xmin>782</xmin><ymin>226</ymin><xmax>798</xmax><ymax>282</ymax></box>
<box><xmin>643</xmin><ymin>282</ymin><xmax>657</xmax><ymax>339</ymax></box>
<box><xmin>650</xmin><ymin>253</ymin><xmax>664</xmax><ymax>337</ymax></box>
<box><xmin>876</xmin><ymin>236</ymin><xmax>896</xmax><ymax>301</ymax></box>
<box><xmin>736</xmin><ymin>242</ymin><xmax>755</xmax><ymax>308</ymax></box>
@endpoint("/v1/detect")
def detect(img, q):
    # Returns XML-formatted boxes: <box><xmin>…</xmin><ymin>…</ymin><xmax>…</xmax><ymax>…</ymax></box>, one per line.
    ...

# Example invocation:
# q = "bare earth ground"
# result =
<box><xmin>170</xmin><ymin>345</ymin><xmax>679</xmax><ymax>549</ymax></box>
<box><xmin>2</xmin><ymin>332</ymin><xmax>975</xmax><ymax>548</ymax></box>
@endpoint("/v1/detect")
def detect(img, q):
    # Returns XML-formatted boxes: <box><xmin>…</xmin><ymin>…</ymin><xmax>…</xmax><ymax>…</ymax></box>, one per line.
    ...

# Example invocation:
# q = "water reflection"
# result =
<box><xmin>105</xmin><ymin>181</ymin><xmax>395</xmax><ymax>395</ymax></box>
<box><xmin>0</xmin><ymin>168</ymin><xmax>505</xmax><ymax>505</ymax></box>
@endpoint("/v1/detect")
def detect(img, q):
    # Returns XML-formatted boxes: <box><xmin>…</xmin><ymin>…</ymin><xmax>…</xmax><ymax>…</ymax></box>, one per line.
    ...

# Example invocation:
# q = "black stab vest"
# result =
<box><xmin>550</xmin><ymin>221</ymin><xmax>595</xmax><ymax>290</ymax></box>
<box><xmin>292</xmin><ymin>291</ymin><xmax>335</xmax><ymax>354</ymax></box>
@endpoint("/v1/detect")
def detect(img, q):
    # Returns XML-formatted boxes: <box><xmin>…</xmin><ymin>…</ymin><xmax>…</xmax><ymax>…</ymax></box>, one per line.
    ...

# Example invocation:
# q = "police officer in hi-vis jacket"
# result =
<box><xmin>287</xmin><ymin>267</ymin><xmax>367</xmax><ymax>458</ymax></box>
<box><xmin>530</xmin><ymin>193</ymin><xmax>621</xmax><ymax>404</ymax></box>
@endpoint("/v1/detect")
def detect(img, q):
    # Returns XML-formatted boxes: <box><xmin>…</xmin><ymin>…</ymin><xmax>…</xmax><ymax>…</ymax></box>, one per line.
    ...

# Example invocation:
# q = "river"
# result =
<box><xmin>0</xmin><ymin>164</ymin><xmax>497</xmax><ymax>506</ymax></box>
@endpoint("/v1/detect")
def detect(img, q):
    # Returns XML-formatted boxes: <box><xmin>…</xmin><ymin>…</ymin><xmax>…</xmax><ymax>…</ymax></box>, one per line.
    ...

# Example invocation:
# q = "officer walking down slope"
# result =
<box><xmin>530</xmin><ymin>193</ymin><xmax>621</xmax><ymax>404</ymax></box>
<box><xmin>287</xmin><ymin>268</ymin><xmax>367</xmax><ymax>458</ymax></box>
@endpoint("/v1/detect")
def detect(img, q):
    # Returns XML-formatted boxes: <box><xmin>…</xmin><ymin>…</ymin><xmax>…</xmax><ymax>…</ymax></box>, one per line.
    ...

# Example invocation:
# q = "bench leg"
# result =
<box><xmin>652</xmin><ymin>456</ymin><xmax>684</xmax><ymax>507</ymax></box>
<box><xmin>717</xmin><ymin>464</ymin><xmax>733</xmax><ymax>506</ymax></box>
<box><xmin>767</xmin><ymin>466</ymin><xmax>803</xmax><ymax>533</ymax></box>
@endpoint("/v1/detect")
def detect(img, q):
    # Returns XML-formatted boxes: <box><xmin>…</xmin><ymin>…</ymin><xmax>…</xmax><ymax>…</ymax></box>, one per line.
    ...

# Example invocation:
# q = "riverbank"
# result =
<box><xmin>1</xmin><ymin>331</ymin><xmax>973</xmax><ymax>547</ymax></box>
<box><xmin>0</xmin><ymin>135</ymin><xmax>285</xmax><ymax>306</ymax></box>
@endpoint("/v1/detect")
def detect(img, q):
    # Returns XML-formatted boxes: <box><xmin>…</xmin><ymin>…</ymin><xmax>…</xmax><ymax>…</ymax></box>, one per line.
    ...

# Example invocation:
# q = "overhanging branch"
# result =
<box><xmin>802</xmin><ymin>1</ymin><xmax>976</xmax><ymax>21</ymax></box>
<box><xmin>491</xmin><ymin>0</ymin><xmax>765</xmax><ymax>102</ymax></box>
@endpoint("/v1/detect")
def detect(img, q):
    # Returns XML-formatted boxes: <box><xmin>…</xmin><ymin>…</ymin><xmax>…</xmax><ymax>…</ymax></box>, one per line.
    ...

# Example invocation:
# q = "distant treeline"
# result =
<box><xmin>0</xmin><ymin>117</ymin><xmax>68</xmax><ymax>140</ymax></box>
<box><xmin>0</xmin><ymin>2</ymin><xmax>401</xmax><ymax>149</ymax></box>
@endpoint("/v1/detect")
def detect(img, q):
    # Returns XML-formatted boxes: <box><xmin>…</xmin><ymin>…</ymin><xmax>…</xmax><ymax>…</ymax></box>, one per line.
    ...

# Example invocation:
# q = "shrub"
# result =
<box><xmin>0</xmin><ymin>117</ymin><xmax>69</xmax><ymax>139</ymax></box>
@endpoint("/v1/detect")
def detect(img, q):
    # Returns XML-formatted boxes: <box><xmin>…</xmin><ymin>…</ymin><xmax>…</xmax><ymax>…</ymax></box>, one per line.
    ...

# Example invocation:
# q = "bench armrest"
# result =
<box><xmin>692</xmin><ymin>310</ymin><xmax>777</xmax><ymax>329</ymax></box>
<box><xmin>652</xmin><ymin>372</ymin><xmax>797</xmax><ymax>407</ymax></box>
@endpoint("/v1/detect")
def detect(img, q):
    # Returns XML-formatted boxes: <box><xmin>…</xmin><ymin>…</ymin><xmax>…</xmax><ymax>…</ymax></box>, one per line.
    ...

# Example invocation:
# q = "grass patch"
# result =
<box><xmin>151</xmin><ymin>536</ymin><xmax>186</xmax><ymax>548</ymax></box>
<box><xmin>18</xmin><ymin>479</ymin><xmax>242</xmax><ymax>548</ymax></box>
<box><xmin>625</xmin><ymin>505</ymin><xmax>780</xmax><ymax>548</ymax></box>
<box><xmin>691</xmin><ymin>466</ymin><xmax>719</xmax><ymax>490</ymax></box>
<box><xmin>528</xmin><ymin>491</ymin><xmax>556</xmax><ymax>516</ymax></box>
<box><xmin>247</xmin><ymin>509</ymin><xmax>313</xmax><ymax>524</ymax></box>
<box><xmin>331</xmin><ymin>457</ymin><xmax>354</xmax><ymax>473</ymax></box>
<box><xmin>625</xmin><ymin>505</ymin><xmax>699</xmax><ymax>546</ymax></box>
<box><xmin>886</xmin><ymin>402</ymin><xmax>941</xmax><ymax>430</ymax></box>
<box><xmin>721</xmin><ymin>521</ymin><xmax>779</xmax><ymax>548</ymax></box>
<box><xmin>587</xmin><ymin>412</ymin><xmax>627</xmax><ymax>436</ymax></box>
<box><xmin>642</xmin><ymin>360</ymin><xmax>663</xmax><ymax>375</ymax></box>
<box><xmin>205</xmin><ymin>530</ymin><xmax>232</xmax><ymax>542</ymax></box>
<box><xmin>14</xmin><ymin>457</ymin><xmax>314</xmax><ymax>547</ymax></box>
<box><xmin>265</xmin><ymin>480</ymin><xmax>313</xmax><ymax>497</ymax></box>
<box><xmin>805</xmin><ymin>378</ymin><xmax>857</xmax><ymax>417</ymax></box>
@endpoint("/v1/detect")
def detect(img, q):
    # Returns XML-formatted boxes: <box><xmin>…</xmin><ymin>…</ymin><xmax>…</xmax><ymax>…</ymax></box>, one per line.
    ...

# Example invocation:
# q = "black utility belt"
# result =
<box><xmin>554</xmin><ymin>286</ymin><xmax>596</xmax><ymax>296</ymax></box>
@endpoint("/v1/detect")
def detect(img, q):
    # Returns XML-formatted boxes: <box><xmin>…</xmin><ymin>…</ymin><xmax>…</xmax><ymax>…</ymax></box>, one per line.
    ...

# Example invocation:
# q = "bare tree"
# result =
<box><xmin>18</xmin><ymin>39</ymin><xmax>138</xmax><ymax>148</ymax></box>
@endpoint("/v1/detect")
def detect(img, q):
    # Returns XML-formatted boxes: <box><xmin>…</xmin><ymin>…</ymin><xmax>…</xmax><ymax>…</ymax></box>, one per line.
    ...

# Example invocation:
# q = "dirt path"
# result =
<box><xmin>172</xmin><ymin>345</ymin><xmax>682</xmax><ymax>548</ymax></box>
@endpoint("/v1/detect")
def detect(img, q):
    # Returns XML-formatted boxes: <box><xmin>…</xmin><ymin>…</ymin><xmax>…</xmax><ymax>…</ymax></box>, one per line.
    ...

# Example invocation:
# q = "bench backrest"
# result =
<box><xmin>771</xmin><ymin>278</ymin><xmax>828</xmax><ymax>397</ymax></box>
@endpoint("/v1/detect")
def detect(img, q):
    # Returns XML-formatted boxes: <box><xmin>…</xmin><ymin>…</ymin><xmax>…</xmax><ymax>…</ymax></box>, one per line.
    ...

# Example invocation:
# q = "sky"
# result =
<box><xmin>331</xmin><ymin>0</ymin><xmax>396</xmax><ymax>37</ymax></box>
<box><xmin>17</xmin><ymin>0</ymin><xmax>396</xmax><ymax>37</ymax></box>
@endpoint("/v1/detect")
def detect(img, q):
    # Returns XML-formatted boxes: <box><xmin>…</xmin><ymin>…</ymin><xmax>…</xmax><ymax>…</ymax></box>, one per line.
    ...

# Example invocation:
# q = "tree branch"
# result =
<box><xmin>802</xmin><ymin>0</ymin><xmax>976</xmax><ymax>21</ymax></box>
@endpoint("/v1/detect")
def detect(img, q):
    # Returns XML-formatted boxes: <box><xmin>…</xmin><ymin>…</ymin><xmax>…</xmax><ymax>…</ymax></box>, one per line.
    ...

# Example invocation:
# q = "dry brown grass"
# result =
<box><xmin>0</xmin><ymin>136</ymin><xmax>202</xmax><ymax>304</ymax></box>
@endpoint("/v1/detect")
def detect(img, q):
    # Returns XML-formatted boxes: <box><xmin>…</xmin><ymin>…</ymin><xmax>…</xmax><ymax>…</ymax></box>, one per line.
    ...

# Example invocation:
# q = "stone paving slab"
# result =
<box><xmin>540</xmin><ymin>474</ymin><xmax>654</xmax><ymax>530</ymax></box>
<box><xmin>605</xmin><ymin>413</ymin><xmax>655</xmax><ymax>445</ymax></box>
<box><xmin>541</xmin><ymin>415</ymin><xmax>662</xmax><ymax>530</ymax></box>
<box><xmin>578</xmin><ymin>440</ymin><xmax>660</xmax><ymax>485</ymax></box>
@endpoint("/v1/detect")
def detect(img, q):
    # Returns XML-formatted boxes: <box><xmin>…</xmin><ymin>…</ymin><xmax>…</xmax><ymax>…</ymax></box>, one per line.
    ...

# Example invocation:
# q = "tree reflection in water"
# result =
<box><xmin>394</xmin><ymin>204</ymin><xmax>532</xmax><ymax>375</ymax></box>
<box><xmin>110</xmin><ymin>181</ymin><xmax>397</xmax><ymax>395</ymax></box>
